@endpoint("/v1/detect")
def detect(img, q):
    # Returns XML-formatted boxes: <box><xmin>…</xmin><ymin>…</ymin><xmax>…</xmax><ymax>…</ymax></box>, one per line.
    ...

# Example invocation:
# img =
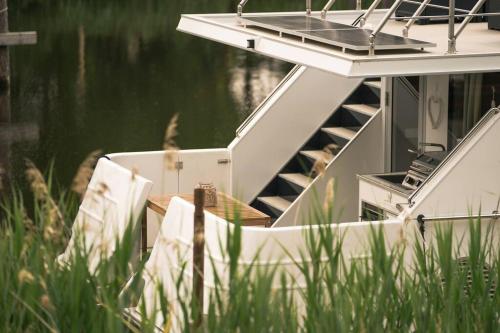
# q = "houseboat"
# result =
<box><xmin>62</xmin><ymin>0</ymin><xmax>500</xmax><ymax>329</ymax></box>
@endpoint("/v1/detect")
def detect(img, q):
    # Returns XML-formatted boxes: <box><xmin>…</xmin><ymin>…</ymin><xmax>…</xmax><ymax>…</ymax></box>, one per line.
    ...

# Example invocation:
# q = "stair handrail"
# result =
<box><xmin>398</xmin><ymin>77</ymin><xmax>419</xmax><ymax>100</ymax></box>
<box><xmin>408</xmin><ymin>107</ymin><xmax>500</xmax><ymax>207</ymax></box>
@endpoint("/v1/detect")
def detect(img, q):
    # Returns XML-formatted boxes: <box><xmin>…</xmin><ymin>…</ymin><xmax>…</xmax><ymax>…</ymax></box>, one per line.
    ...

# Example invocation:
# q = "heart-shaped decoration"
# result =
<box><xmin>427</xmin><ymin>96</ymin><xmax>442</xmax><ymax>129</ymax></box>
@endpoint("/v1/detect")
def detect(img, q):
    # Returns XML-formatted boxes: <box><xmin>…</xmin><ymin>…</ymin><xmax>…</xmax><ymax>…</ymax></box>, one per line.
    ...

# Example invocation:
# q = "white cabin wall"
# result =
<box><xmin>407</xmin><ymin>109</ymin><xmax>500</xmax><ymax>218</ymax></box>
<box><xmin>108</xmin><ymin>149</ymin><xmax>230</xmax><ymax>247</ymax></box>
<box><xmin>229</xmin><ymin>66</ymin><xmax>364</xmax><ymax>203</ymax></box>
<box><xmin>134</xmin><ymin>195</ymin><xmax>410</xmax><ymax>328</ymax></box>
<box><xmin>273</xmin><ymin>111</ymin><xmax>385</xmax><ymax>227</ymax></box>
<box><xmin>423</xmin><ymin>217</ymin><xmax>500</xmax><ymax>260</ymax></box>
<box><xmin>107</xmin><ymin>151</ymin><xmax>177</xmax><ymax>196</ymax></box>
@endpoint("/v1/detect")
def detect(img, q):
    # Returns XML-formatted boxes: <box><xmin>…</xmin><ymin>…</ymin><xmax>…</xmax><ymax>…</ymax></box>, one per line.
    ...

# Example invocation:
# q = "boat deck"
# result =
<box><xmin>177</xmin><ymin>10</ymin><xmax>500</xmax><ymax>77</ymax></box>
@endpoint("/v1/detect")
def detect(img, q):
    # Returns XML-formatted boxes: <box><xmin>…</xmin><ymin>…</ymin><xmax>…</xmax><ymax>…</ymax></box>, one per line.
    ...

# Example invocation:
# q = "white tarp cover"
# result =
<box><xmin>58</xmin><ymin>158</ymin><xmax>152</xmax><ymax>273</ymax></box>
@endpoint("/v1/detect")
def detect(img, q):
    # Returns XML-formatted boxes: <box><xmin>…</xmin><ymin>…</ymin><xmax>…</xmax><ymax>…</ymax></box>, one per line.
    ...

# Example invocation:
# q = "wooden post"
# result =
<box><xmin>0</xmin><ymin>0</ymin><xmax>9</xmax><ymax>192</ymax></box>
<box><xmin>192</xmin><ymin>188</ymin><xmax>205</xmax><ymax>328</ymax></box>
<box><xmin>0</xmin><ymin>0</ymin><xmax>10</xmax><ymax>124</ymax></box>
<box><xmin>141</xmin><ymin>208</ymin><xmax>148</xmax><ymax>257</ymax></box>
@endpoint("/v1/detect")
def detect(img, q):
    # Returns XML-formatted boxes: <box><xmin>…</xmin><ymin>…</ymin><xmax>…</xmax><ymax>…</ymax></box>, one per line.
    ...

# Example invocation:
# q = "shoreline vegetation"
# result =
<box><xmin>0</xmin><ymin>153</ymin><xmax>498</xmax><ymax>332</ymax></box>
<box><xmin>1</xmin><ymin>1</ymin><xmax>498</xmax><ymax>331</ymax></box>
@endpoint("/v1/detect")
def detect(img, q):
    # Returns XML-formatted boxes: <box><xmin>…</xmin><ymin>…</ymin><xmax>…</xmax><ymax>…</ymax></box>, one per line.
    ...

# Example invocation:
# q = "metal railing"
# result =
<box><xmin>359</xmin><ymin>0</ymin><xmax>384</xmax><ymax>28</ymax></box>
<box><xmin>321</xmin><ymin>0</ymin><xmax>337</xmax><ymax>19</ymax></box>
<box><xmin>417</xmin><ymin>212</ymin><xmax>500</xmax><ymax>223</ymax></box>
<box><xmin>408</xmin><ymin>107</ymin><xmax>500</xmax><ymax>207</ymax></box>
<box><xmin>402</xmin><ymin>0</ymin><xmax>431</xmax><ymax>36</ymax></box>
<box><xmin>238</xmin><ymin>0</ymin><xmax>316</xmax><ymax>17</ymax></box>
<box><xmin>368</xmin><ymin>0</ymin><xmax>405</xmax><ymax>55</ymax></box>
<box><xmin>237</xmin><ymin>0</ymin><xmax>496</xmax><ymax>55</ymax></box>
<box><xmin>415</xmin><ymin>211</ymin><xmax>500</xmax><ymax>239</ymax></box>
<box><xmin>396</xmin><ymin>0</ymin><xmax>492</xmax><ymax>54</ymax></box>
<box><xmin>237</xmin><ymin>0</ymin><xmax>249</xmax><ymax>17</ymax></box>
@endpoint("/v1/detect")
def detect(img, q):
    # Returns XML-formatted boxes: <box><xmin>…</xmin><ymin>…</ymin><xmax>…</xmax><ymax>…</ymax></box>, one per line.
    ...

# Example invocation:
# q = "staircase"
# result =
<box><xmin>250</xmin><ymin>79</ymin><xmax>382</xmax><ymax>226</ymax></box>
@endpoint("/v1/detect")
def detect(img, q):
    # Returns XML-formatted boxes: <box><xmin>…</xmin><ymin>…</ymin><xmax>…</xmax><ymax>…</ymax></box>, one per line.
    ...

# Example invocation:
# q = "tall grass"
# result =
<box><xmin>0</xmin><ymin>160</ymin><xmax>498</xmax><ymax>332</ymax></box>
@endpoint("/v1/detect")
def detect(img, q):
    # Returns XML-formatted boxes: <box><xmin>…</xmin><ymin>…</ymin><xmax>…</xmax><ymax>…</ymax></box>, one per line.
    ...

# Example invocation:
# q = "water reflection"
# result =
<box><xmin>3</xmin><ymin>1</ymin><xmax>292</xmax><ymax>189</ymax></box>
<box><xmin>230</xmin><ymin>54</ymin><xmax>290</xmax><ymax>117</ymax></box>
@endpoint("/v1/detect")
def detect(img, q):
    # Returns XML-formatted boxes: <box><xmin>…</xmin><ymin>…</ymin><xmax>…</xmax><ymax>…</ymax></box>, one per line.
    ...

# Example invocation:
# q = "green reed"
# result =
<box><xmin>0</xmin><ymin>163</ymin><xmax>498</xmax><ymax>332</ymax></box>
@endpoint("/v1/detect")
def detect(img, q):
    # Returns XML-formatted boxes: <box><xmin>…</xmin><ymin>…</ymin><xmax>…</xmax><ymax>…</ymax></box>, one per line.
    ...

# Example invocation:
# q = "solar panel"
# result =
<box><xmin>303</xmin><ymin>29</ymin><xmax>435</xmax><ymax>51</ymax></box>
<box><xmin>240</xmin><ymin>15</ymin><xmax>436</xmax><ymax>53</ymax></box>
<box><xmin>241</xmin><ymin>15</ymin><xmax>355</xmax><ymax>31</ymax></box>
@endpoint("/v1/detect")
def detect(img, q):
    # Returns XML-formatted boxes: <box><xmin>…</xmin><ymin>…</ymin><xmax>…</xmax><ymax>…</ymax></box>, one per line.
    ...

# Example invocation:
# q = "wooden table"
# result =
<box><xmin>142</xmin><ymin>193</ymin><xmax>271</xmax><ymax>253</ymax></box>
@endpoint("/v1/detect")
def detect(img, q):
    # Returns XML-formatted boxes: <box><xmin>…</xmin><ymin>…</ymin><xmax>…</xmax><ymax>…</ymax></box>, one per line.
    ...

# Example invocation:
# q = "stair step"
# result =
<box><xmin>300</xmin><ymin>150</ymin><xmax>334</xmax><ymax>163</ymax></box>
<box><xmin>257</xmin><ymin>196</ymin><xmax>292</xmax><ymax>213</ymax></box>
<box><xmin>364</xmin><ymin>80</ymin><xmax>381</xmax><ymax>90</ymax></box>
<box><xmin>343</xmin><ymin>104</ymin><xmax>379</xmax><ymax>117</ymax></box>
<box><xmin>278</xmin><ymin>173</ymin><xmax>312</xmax><ymax>189</ymax></box>
<box><xmin>321</xmin><ymin>127</ymin><xmax>357</xmax><ymax>141</ymax></box>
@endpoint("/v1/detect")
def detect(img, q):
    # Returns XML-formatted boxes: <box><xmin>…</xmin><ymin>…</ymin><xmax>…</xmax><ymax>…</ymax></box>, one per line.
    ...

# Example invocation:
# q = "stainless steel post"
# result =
<box><xmin>369</xmin><ymin>0</ymin><xmax>405</xmax><ymax>55</ymax></box>
<box><xmin>237</xmin><ymin>0</ymin><xmax>249</xmax><ymax>17</ymax></box>
<box><xmin>320</xmin><ymin>0</ymin><xmax>337</xmax><ymax>19</ymax></box>
<box><xmin>306</xmin><ymin>0</ymin><xmax>312</xmax><ymax>15</ymax></box>
<box><xmin>403</xmin><ymin>0</ymin><xmax>432</xmax><ymax>37</ymax></box>
<box><xmin>448</xmin><ymin>0</ymin><xmax>456</xmax><ymax>53</ymax></box>
<box><xmin>359</xmin><ymin>0</ymin><xmax>383</xmax><ymax>27</ymax></box>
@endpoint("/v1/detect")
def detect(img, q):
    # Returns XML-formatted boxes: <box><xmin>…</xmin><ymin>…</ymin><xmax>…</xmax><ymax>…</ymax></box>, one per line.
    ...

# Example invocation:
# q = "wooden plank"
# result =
<box><xmin>0</xmin><ymin>32</ymin><xmax>37</xmax><ymax>46</ymax></box>
<box><xmin>148</xmin><ymin>193</ymin><xmax>271</xmax><ymax>227</ymax></box>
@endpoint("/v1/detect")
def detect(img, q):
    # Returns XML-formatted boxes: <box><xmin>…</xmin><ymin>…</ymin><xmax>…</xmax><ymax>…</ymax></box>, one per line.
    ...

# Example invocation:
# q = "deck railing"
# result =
<box><xmin>238</xmin><ymin>0</ymin><xmax>317</xmax><ymax>17</ymax></box>
<box><xmin>360</xmin><ymin>0</ymin><xmax>494</xmax><ymax>55</ymax></box>
<box><xmin>417</xmin><ymin>212</ymin><xmax>500</xmax><ymax>223</ymax></box>
<box><xmin>237</xmin><ymin>0</ymin><xmax>499</xmax><ymax>55</ymax></box>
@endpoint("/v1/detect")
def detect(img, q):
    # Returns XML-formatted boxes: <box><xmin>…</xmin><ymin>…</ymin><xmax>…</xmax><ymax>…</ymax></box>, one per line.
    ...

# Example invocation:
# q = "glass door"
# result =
<box><xmin>391</xmin><ymin>76</ymin><xmax>420</xmax><ymax>172</ymax></box>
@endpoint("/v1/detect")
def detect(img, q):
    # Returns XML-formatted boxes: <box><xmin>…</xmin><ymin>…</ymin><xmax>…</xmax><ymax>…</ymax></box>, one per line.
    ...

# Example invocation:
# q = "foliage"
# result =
<box><xmin>0</xmin><ymin>161</ymin><xmax>498</xmax><ymax>332</ymax></box>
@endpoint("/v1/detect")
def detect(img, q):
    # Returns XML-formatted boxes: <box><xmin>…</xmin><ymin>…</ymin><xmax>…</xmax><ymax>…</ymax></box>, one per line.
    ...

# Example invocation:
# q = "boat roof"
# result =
<box><xmin>177</xmin><ymin>10</ymin><xmax>500</xmax><ymax>78</ymax></box>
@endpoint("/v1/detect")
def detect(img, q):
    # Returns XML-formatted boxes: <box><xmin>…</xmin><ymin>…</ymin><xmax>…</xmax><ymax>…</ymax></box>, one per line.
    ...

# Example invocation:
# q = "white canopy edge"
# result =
<box><xmin>177</xmin><ymin>10</ymin><xmax>500</xmax><ymax>78</ymax></box>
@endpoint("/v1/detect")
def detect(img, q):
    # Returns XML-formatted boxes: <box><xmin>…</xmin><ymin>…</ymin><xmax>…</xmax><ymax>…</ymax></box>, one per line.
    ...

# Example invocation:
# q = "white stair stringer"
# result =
<box><xmin>272</xmin><ymin>109</ymin><xmax>385</xmax><ymax>227</ymax></box>
<box><xmin>229</xmin><ymin>66</ymin><xmax>365</xmax><ymax>203</ymax></box>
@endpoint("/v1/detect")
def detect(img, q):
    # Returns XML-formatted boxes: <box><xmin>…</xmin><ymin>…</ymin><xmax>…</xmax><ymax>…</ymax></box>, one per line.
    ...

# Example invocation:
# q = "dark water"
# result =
<box><xmin>3</xmin><ymin>0</ymin><xmax>368</xmax><ymax>191</ymax></box>
<box><xmin>2</xmin><ymin>0</ymin><xmax>302</xmax><ymax>189</ymax></box>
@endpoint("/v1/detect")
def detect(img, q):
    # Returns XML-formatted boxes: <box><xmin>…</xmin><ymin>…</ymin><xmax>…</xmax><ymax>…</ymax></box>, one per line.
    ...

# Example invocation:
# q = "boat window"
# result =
<box><xmin>448</xmin><ymin>72</ymin><xmax>500</xmax><ymax>149</ymax></box>
<box><xmin>392</xmin><ymin>76</ymin><xmax>420</xmax><ymax>172</ymax></box>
